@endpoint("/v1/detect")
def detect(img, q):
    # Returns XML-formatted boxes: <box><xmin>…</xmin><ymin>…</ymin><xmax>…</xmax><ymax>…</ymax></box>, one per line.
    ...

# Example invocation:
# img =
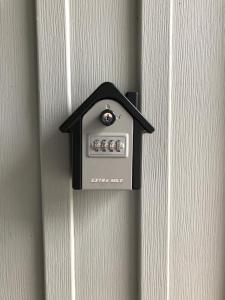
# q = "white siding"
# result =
<box><xmin>70</xmin><ymin>1</ymin><xmax>139</xmax><ymax>299</ymax></box>
<box><xmin>140</xmin><ymin>0</ymin><xmax>170</xmax><ymax>299</ymax></box>
<box><xmin>36</xmin><ymin>1</ymin><xmax>225</xmax><ymax>300</ymax></box>
<box><xmin>36</xmin><ymin>0</ymin><xmax>75</xmax><ymax>299</ymax></box>
<box><xmin>0</xmin><ymin>1</ymin><xmax>44</xmax><ymax>299</ymax></box>
<box><xmin>169</xmin><ymin>1</ymin><xmax>225</xmax><ymax>299</ymax></box>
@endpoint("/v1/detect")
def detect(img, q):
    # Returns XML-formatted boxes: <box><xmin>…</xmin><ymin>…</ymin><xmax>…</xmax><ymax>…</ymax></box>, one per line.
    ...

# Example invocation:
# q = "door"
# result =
<box><xmin>11</xmin><ymin>0</ymin><xmax>224</xmax><ymax>299</ymax></box>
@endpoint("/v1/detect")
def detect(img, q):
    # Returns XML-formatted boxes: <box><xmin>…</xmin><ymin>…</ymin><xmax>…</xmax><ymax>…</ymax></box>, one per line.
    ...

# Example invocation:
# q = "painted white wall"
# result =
<box><xmin>37</xmin><ymin>1</ymin><xmax>225</xmax><ymax>300</ymax></box>
<box><xmin>169</xmin><ymin>1</ymin><xmax>225</xmax><ymax>299</ymax></box>
<box><xmin>1</xmin><ymin>0</ymin><xmax>225</xmax><ymax>299</ymax></box>
<box><xmin>0</xmin><ymin>1</ymin><xmax>44</xmax><ymax>299</ymax></box>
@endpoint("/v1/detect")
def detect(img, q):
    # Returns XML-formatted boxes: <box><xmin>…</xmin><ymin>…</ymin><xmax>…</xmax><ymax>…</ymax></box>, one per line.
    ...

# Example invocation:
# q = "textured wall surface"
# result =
<box><xmin>36</xmin><ymin>0</ymin><xmax>225</xmax><ymax>300</ymax></box>
<box><xmin>70</xmin><ymin>1</ymin><xmax>139</xmax><ymax>299</ymax></box>
<box><xmin>140</xmin><ymin>0</ymin><xmax>170</xmax><ymax>299</ymax></box>
<box><xmin>169</xmin><ymin>1</ymin><xmax>225</xmax><ymax>299</ymax></box>
<box><xmin>0</xmin><ymin>1</ymin><xmax>44</xmax><ymax>299</ymax></box>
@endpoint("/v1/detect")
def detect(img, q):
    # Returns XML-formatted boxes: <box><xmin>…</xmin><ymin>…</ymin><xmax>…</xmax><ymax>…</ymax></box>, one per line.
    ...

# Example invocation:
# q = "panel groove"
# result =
<box><xmin>166</xmin><ymin>0</ymin><xmax>174</xmax><ymax>299</ymax></box>
<box><xmin>36</xmin><ymin>1</ymin><xmax>75</xmax><ymax>299</ymax></box>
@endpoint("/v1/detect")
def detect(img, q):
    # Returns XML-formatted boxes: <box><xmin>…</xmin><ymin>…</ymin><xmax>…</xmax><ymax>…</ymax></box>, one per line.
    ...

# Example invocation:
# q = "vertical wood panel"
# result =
<box><xmin>36</xmin><ymin>1</ymin><xmax>225</xmax><ymax>300</ymax></box>
<box><xmin>70</xmin><ymin>1</ymin><xmax>139</xmax><ymax>300</ymax></box>
<box><xmin>0</xmin><ymin>1</ymin><xmax>44</xmax><ymax>299</ymax></box>
<box><xmin>169</xmin><ymin>1</ymin><xmax>225</xmax><ymax>299</ymax></box>
<box><xmin>36</xmin><ymin>1</ymin><xmax>75</xmax><ymax>299</ymax></box>
<box><xmin>140</xmin><ymin>0</ymin><xmax>171</xmax><ymax>299</ymax></box>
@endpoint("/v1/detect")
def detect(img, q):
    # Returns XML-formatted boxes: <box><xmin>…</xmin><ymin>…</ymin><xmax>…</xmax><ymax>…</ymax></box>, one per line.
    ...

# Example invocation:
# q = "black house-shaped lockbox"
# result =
<box><xmin>60</xmin><ymin>82</ymin><xmax>154</xmax><ymax>190</ymax></box>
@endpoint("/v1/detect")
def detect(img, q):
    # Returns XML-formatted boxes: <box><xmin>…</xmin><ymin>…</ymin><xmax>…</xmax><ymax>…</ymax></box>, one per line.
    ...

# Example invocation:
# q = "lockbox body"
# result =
<box><xmin>59</xmin><ymin>82</ymin><xmax>154</xmax><ymax>190</ymax></box>
<box><xmin>82</xmin><ymin>99</ymin><xmax>133</xmax><ymax>190</ymax></box>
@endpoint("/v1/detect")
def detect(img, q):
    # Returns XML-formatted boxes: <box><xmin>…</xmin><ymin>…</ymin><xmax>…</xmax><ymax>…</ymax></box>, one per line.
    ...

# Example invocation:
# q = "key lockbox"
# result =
<box><xmin>59</xmin><ymin>82</ymin><xmax>154</xmax><ymax>190</ymax></box>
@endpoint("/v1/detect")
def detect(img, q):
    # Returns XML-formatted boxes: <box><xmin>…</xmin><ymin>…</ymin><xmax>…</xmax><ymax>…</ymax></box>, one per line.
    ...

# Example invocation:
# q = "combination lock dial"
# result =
<box><xmin>100</xmin><ymin>109</ymin><xmax>116</xmax><ymax>126</ymax></box>
<box><xmin>88</xmin><ymin>135</ymin><xmax>127</xmax><ymax>157</ymax></box>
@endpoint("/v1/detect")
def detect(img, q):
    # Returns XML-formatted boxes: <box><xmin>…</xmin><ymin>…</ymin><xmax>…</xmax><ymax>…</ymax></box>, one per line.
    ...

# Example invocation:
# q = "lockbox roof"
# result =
<box><xmin>59</xmin><ymin>82</ymin><xmax>154</xmax><ymax>133</ymax></box>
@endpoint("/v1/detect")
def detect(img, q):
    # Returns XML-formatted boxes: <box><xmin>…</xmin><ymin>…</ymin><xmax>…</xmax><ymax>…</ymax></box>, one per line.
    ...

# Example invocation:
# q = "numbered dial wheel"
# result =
<box><xmin>99</xmin><ymin>109</ymin><xmax>116</xmax><ymax>126</ymax></box>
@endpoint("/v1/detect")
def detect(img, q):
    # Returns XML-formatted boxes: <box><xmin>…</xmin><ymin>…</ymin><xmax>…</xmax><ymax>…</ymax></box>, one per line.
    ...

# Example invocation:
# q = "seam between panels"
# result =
<box><xmin>34</xmin><ymin>1</ymin><xmax>46</xmax><ymax>298</ymax></box>
<box><xmin>167</xmin><ymin>0</ymin><xmax>174</xmax><ymax>300</ymax></box>
<box><xmin>65</xmin><ymin>0</ymin><xmax>76</xmax><ymax>299</ymax></box>
<box><xmin>137</xmin><ymin>0</ymin><xmax>143</xmax><ymax>299</ymax></box>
